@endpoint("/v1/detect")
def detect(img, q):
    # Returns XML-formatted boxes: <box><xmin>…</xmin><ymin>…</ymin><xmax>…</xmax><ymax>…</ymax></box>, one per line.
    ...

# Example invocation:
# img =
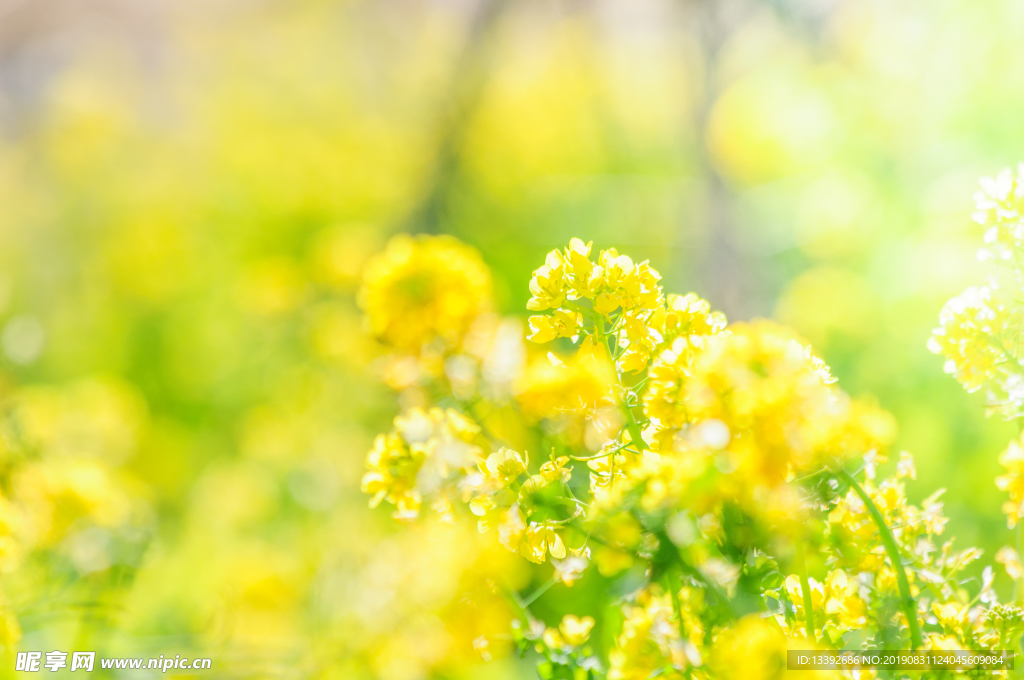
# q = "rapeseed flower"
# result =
<box><xmin>359</xmin><ymin>234</ymin><xmax>492</xmax><ymax>353</ymax></box>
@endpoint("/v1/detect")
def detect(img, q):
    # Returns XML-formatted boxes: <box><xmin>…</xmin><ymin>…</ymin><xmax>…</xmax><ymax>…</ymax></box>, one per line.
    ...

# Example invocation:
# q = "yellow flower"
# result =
<box><xmin>586</xmin><ymin>447</ymin><xmax>631</xmax><ymax>498</ymax></box>
<box><xmin>558</xmin><ymin>614</ymin><xmax>595</xmax><ymax>646</ymax></box>
<box><xmin>997</xmin><ymin>433</ymin><xmax>1024</xmax><ymax>527</ymax></box>
<box><xmin>616</xmin><ymin>310</ymin><xmax>659</xmax><ymax>373</ymax></box>
<box><xmin>919</xmin><ymin>489</ymin><xmax>949</xmax><ymax>535</ymax></box>
<box><xmin>871</xmin><ymin>479</ymin><xmax>905</xmax><ymax>515</ymax></box>
<box><xmin>520</xmin><ymin>522</ymin><xmax>567</xmax><ymax>563</ymax></box>
<box><xmin>361</xmin><ymin>433</ymin><xmax>424</xmax><ymax>520</ymax></box>
<box><xmin>516</xmin><ymin>351</ymin><xmax>616</xmax><ymax>420</ymax></box>
<box><xmin>826</xmin><ymin>469</ymin><xmax>951</xmax><ymax>575</ymax></box>
<box><xmin>610</xmin><ymin>320</ymin><xmax>900</xmax><ymax>543</ymax></box>
<box><xmin>540</xmin><ymin>456</ymin><xmax>572</xmax><ymax>484</ymax></box>
<box><xmin>527</xmin><ymin>249</ymin><xmax>567</xmax><ymax>311</ymax></box>
<box><xmin>608</xmin><ymin>586</ymin><xmax>703</xmax><ymax>680</ymax></box>
<box><xmin>785</xmin><ymin>574</ymin><xmax>824</xmax><ymax>624</ymax></box>
<box><xmin>527</xmin><ymin>308</ymin><xmax>582</xmax><ymax>344</ymax></box>
<box><xmin>822</xmin><ymin>569</ymin><xmax>867</xmax><ymax>632</ymax></box>
<box><xmin>576</xmin><ymin>334</ymin><xmax>611</xmax><ymax>364</ymax></box>
<box><xmin>895</xmin><ymin>450</ymin><xmax>917</xmax><ymax>480</ymax></box>
<box><xmin>363</xmin><ymin>408</ymin><xmax>483</xmax><ymax>520</ymax></box>
<box><xmin>996</xmin><ymin>546</ymin><xmax>1023</xmax><ymax>580</ymax></box>
<box><xmin>643</xmin><ymin>335</ymin><xmax>707</xmax><ymax>431</ymax></box>
<box><xmin>644</xmin><ymin>321</ymin><xmax>895</xmax><ymax>515</ymax></box>
<box><xmin>973</xmin><ymin>165</ymin><xmax>1024</xmax><ymax>261</ymax></box>
<box><xmin>358</xmin><ymin>234</ymin><xmax>492</xmax><ymax>353</ymax></box>
<box><xmin>518</xmin><ymin>474</ymin><xmax>549</xmax><ymax>500</ymax></box>
<box><xmin>657</xmin><ymin>293</ymin><xmax>728</xmax><ymax>340</ymax></box>
<box><xmin>482</xmin><ymin>448</ymin><xmax>528</xmax><ymax>484</ymax></box>
<box><xmin>552</xmin><ymin>553</ymin><xmax>589</xmax><ymax>585</ymax></box>
<box><xmin>928</xmin><ymin>285</ymin><xmax>1023</xmax><ymax>417</ymax></box>
<box><xmin>599</xmin><ymin>249</ymin><xmax>634</xmax><ymax>286</ymax></box>
<box><xmin>14</xmin><ymin>459</ymin><xmax>136</xmax><ymax>546</ymax></box>
<box><xmin>542</xmin><ymin>627</ymin><xmax>565</xmax><ymax>650</ymax></box>
<box><xmin>710</xmin><ymin>615</ymin><xmax>840</xmax><ymax>680</ymax></box>
<box><xmin>476</xmin><ymin>503</ymin><xmax>528</xmax><ymax>555</ymax></box>
<box><xmin>592</xmin><ymin>249</ymin><xmax>662</xmax><ymax>313</ymax></box>
<box><xmin>563</xmin><ymin>238</ymin><xmax>598</xmax><ymax>298</ymax></box>
<box><xmin>927</xmin><ymin>633</ymin><xmax>963</xmax><ymax>651</ymax></box>
<box><xmin>932</xmin><ymin>602</ymin><xmax>968</xmax><ymax>631</ymax></box>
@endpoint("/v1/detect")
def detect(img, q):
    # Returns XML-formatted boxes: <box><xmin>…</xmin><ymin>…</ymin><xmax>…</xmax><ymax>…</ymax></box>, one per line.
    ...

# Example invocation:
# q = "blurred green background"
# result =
<box><xmin>0</xmin><ymin>0</ymin><xmax>1021</xmax><ymax>677</ymax></box>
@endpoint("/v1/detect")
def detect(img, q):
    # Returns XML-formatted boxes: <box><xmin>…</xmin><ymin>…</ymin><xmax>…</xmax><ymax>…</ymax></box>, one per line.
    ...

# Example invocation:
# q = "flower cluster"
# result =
<box><xmin>930</xmin><ymin>168</ymin><xmax>1024</xmax><ymax>419</ymax></box>
<box><xmin>907</xmin><ymin>166</ymin><xmax>1024</xmax><ymax>680</ymax></box>
<box><xmin>928</xmin><ymin>285</ymin><xmax>1024</xmax><ymax>417</ymax></box>
<box><xmin>357</xmin><ymin>234</ymin><xmax>508</xmax><ymax>397</ymax></box>
<box><xmin>996</xmin><ymin>432</ymin><xmax>1024</xmax><ymax>528</ymax></box>
<box><xmin>361</xmin><ymin>407</ymin><xmax>484</xmax><ymax>520</ymax></box>
<box><xmin>825</xmin><ymin>454</ymin><xmax>947</xmax><ymax>570</ymax></box>
<box><xmin>513</xmin><ymin>612</ymin><xmax>603</xmax><ymax>679</ymax></box>
<box><xmin>359</xmin><ymin>234</ymin><xmax>493</xmax><ymax>354</ymax></box>
<box><xmin>642</xmin><ymin>321</ymin><xmax>895</xmax><ymax>512</ymax></box>
<box><xmin>527</xmin><ymin>239</ymin><xmax>670</xmax><ymax>373</ymax></box>
<box><xmin>516</xmin><ymin>351</ymin><xmax>617</xmax><ymax>422</ymax></box>
<box><xmin>361</xmin><ymin>234</ymin><xmax>1024</xmax><ymax>680</ymax></box>
<box><xmin>782</xmin><ymin>569</ymin><xmax>867</xmax><ymax>641</ymax></box>
<box><xmin>974</xmin><ymin>164</ymin><xmax>1024</xmax><ymax>262</ymax></box>
<box><xmin>468</xmin><ymin>446</ymin><xmax>578</xmax><ymax>565</ymax></box>
<box><xmin>933</xmin><ymin>166</ymin><xmax>1024</xmax><ymax>607</ymax></box>
<box><xmin>0</xmin><ymin>379</ymin><xmax>152</xmax><ymax>654</ymax></box>
<box><xmin>708</xmin><ymin>615</ymin><xmax>842</xmax><ymax>680</ymax></box>
<box><xmin>606</xmin><ymin>585</ymin><xmax>703</xmax><ymax>680</ymax></box>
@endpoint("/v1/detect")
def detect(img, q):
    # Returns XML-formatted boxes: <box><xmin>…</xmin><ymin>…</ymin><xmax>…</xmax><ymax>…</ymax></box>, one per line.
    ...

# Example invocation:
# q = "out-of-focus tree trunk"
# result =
<box><xmin>676</xmin><ymin>0</ymin><xmax>833</xmax><ymax>321</ymax></box>
<box><xmin>407</xmin><ymin>0</ymin><xmax>509</xmax><ymax>235</ymax></box>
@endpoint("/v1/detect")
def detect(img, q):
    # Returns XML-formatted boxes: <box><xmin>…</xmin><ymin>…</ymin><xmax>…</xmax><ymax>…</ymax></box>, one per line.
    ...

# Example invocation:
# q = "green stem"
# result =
<box><xmin>569</xmin><ymin>440</ymin><xmax>638</xmax><ymax>461</ymax></box>
<box><xmin>622</xmin><ymin>405</ymin><xmax>644</xmax><ymax>450</ymax></box>
<box><xmin>667</xmin><ymin>567</ymin><xmax>687</xmax><ymax>641</ymax></box>
<box><xmin>837</xmin><ymin>469</ymin><xmax>923</xmax><ymax>649</ymax></box>
<box><xmin>521</xmin><ymin>576</ymin><xmax>558</xmax><ymax>607</ymax></box>
<box><xmin>561</xmin><ymin>300</ymin><xmax>596</xmax><ymax>319</ymax></box>
<box><xmin>794</xmin><ymin>538</ymin><xmax>817</xmax><ymax>646</ymax></box>
<box><xmin>987</xmin><ymin>336</ymin><xmax>1024</xmax><ymax>380</ymax></box>
<box><xmin>591</xmin><ymin>310</ymin><xmax>644</xmax><ymax>448</ymax></box>
<box><xmin>503</xmin><ymin>585</ymin><xmax>536</xmax><ymax>626</ymax></box>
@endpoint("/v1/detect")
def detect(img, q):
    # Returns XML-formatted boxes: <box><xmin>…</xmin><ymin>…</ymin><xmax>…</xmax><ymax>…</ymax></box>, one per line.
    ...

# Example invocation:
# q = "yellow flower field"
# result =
<box><xmin>1</xmin><ymin>1</ymin><xmax>1024</xmax><ymax>678</ymax></box>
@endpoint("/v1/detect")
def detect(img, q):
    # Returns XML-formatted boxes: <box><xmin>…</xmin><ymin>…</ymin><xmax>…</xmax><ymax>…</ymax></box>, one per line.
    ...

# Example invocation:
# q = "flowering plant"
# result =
<box><xmin>361</xmin><ymin>195</ymin><xmax>1024</xmax><ymax>678</ymax></box>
